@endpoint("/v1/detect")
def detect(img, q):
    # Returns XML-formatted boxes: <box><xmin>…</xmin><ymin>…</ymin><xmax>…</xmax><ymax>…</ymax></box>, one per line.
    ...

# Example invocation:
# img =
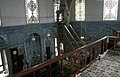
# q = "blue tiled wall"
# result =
<box><xmin>71</xmin><ymin>21</ymin><xmax>120</xmax><ymax>41</ymax></box>
<box><xmin>0</xmin><ymin>21</ymin><xmax>120</xmax><ymax>74</ymax></box>
<box><xmin>0</xmin><ymin>23</ymin><xmax>56</xmax><ymax>70</ymax></box>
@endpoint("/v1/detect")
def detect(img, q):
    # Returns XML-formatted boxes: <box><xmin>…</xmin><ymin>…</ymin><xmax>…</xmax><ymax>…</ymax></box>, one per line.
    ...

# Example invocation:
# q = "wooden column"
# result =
<box><xmin>101</xmin><ymin>40</ymin><xmax>104</xmax><ymax>54</ymax></box>
<box><xmin>77</xmin><ymin>52</ymin><xmax>80</xmax><ymax>74</ymax></box>
<box><xmin>33</xmin><ymin>72</ymin><xmax>35</xmax><ymax>77</ymax></box>
<box><xmin>49</xmin><ymin>65</ymin><xmax>52</xmax><ymax>77</ymax></box>
<box><xmin>85</xmin><ymin>50</ymin><xmax>87</xmax><ymax>66</ymax></box>
<box><xmin>60</xmin><ymin>59</ymin><xmax>63</xmax><ymax>77</ymax></box>
<box><xmin>90</xmin><ymin>47</ymin><xmax>92</xmax><ymax>64</ymax></box>
<box><xmin>70</xmin><ymin>56</ymin><xmax>73</xmax><ymax>76</ymax></box>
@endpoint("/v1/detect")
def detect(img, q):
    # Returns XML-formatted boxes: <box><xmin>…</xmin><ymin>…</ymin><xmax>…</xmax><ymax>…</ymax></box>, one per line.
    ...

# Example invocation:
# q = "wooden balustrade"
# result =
<box><xmin>10</xmin><ymin>36</ymin><xmax>120</xmax><ymax>77</ymax></box>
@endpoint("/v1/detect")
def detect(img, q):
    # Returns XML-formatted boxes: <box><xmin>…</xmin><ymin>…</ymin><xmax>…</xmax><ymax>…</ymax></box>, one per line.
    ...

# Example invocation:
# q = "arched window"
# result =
<box><xmin>0</xmin><ymin>50</ymin><xmax>9</xmax><ymax>76</ymax></box>
<box><xmin>25</xmin><ymin>0</ymin><xmax>39</xmax><ymax>23</ymax></box>
<box><xmin>0</xmin><ymin>9</ymin><xmax>1</xmax><ymax>26</ymax></box>
<box><xmin>103</xmin><ymin>0</ymin><xmax>119</xmax><ymax>20</ymax></box>
<box><xmin>0</xmin><ymin>19</ymin><xmax>1</xmax><ymax>26</ymax></box>
<box><xmin>54</xmin><ymin>0</ymin><xmax>62</xmax><ymax>21</ymax></box>
<box><xmin>75</xmin><ymin>0</ymin><xmax>85</xmax><ymax>21</ymax></box>
<box><xmin>55</xmin><ymin>38</ymin><xmax>58</xmax><ymax>56</ymax></box>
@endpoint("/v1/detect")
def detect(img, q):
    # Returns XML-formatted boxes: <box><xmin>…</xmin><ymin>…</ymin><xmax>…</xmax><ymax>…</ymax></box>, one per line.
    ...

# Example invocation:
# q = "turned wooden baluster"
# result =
<box><xmin>70</xmin><ymin>55</ymin><xmax>73</xmax><ymax>77</ymax></box>
<box><xmin>90</xmin><ymin>47</ymin><xmax>92</xmax><ymax>64</ymax></box>
<box><xmin>84</xmin><ymin>49</ymin><xmax>87</xmax><ymax>67</ymax></box>
<box><xmin>77</xmin><ymin>51</ymin><xmax>80</xmax><ymax>74</ymax></box>
<box><xmin>60</xmin><ymin>59</ymin><xmax>63</xmax><ymax>77</ymax></box>
<box><xmin>49</xmin><ymin>65</ymin><xmax>52</xmax><ymax>77</ymax></box>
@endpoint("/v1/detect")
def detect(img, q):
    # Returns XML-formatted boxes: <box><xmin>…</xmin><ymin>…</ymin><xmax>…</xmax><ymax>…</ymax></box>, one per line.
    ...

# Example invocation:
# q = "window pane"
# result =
<box><xmin>25</xmin><ymin>0</ymin><xmax>39</xmax><ymax>23</ymax></box>
<box><xmin>103</xmin><ymin>0</ymin><xmax>119</xmax><ymax>20</ymax></box>
<box><xmin>75</xmin><ymin>0</ymin><xmax>85</xmax><ymax>21</ymax></box>
<box><xmin>0</xmin><ymin>66</ymin><xmax>3</xmax><ymax>72</ymax></box>
<box><xmin>55</xmin><ymin>38</ymin><xmax>58</xmax><ymax>56</ymax></box>
<box><xmin>0</xmin><ymin>52</ymin><xmax>2</xmax><ymax>65</ymax></box>
<box><xmin>0</xmin><ymin>52</ymin><xmax>3</xmax><ymax>72</ymax></box>
<box><xmin>0</xmin><ymin>19</ymin><xmax>1</xmax><ymax>26</ymax></box>
<box><xmin>54</xmin><ymin>0</ymin><xmax>62</xmax><ymax>21</ymax></box>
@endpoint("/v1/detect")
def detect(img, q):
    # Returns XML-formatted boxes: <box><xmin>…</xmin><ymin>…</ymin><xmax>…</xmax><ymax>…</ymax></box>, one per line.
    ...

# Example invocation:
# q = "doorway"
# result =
<box><xmin>10</xmin><ymin>48</ymin><xmax>23</xmax><ymax>74</ymax></box>
<box><xmin>46</xmin><ymin>47</ymin><xmax>51</xmax><ymax>60</ymax></box>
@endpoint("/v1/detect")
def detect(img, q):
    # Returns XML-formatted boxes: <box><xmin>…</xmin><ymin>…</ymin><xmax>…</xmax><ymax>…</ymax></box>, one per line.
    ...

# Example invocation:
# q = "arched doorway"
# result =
<box><xmin>25</xmin><ymin>33</ymin><xmax>42</xmax><ymax>67</ymax></box>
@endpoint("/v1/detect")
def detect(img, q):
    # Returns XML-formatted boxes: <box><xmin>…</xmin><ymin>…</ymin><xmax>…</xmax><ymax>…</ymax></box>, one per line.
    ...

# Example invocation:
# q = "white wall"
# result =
<box><xmin>70</xmin><ymin>0</ymin><xmax>75</xmax><ymax>21</ymax></box>
<box><xmin>39</xmin><ymin>0</ymin><xmax>54</xmax><ymax>23</ymax></box>
<box><xmin>0</xmin><ymin>0</ymin><xmax>26</xmax><ymax>26</ymax></box>
<box><xmin>70</xmin><ymin>0</ymin><xmax>103</xmax><ymax>21</ymax></box>
<box><xmin>73</xmin><ymin>0</ymin><xmax>119</xmax><ymax>21</ymax></box>
<box><xmin>1</xmin><ymin>0</ymin><xmax>120</xmax><ymax>26</ymax></box>
<box><xmin>86</xmin><ymin>0</ymin><xmax>120</xmax><ymax>21</ymax></box>
<box><xmin>0</xmin><ymin>0</ymin><xmax>54</xmax><ymax>27</ymax></box>
<box><xmin>85</xmin><ymin>0</ymin><xmax>103</xmax><ymax>21</ymax></box>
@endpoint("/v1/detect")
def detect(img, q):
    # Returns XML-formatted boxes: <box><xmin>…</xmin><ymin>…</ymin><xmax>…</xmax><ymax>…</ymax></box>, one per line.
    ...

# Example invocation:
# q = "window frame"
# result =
<box><xmin>75</xmin><ymin>0</ymin><xmax>85</xmax><ymax>21</ymax></box>
<box><xmin>25</xmin><ymin>0</ymin><xmax>39</xmax><ymax>24</ymax></box>
<box><xmin>103</xmin><ymin>0</ymin><xmax>119</xmax><ymax>21</ymax></box>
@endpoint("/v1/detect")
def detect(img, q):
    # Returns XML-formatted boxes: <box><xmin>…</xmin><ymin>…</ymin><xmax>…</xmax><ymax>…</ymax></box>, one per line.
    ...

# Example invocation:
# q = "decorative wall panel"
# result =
<box><xmin>0</xmin><ymin>23</ymin><xmax>56</xmax><ymax>69</ymax></box>
<box><xmin>103</xmin><ymin>0</ymin><xmax>119</xmax><ymax>20</ymax></box>
<box><xmin>75</xmin><ymin>0</ymin><xmax>85</xmax><ymax>21</ymax></box>
<box><xmin>25</xmin><ymin>0</ymin><xmax>39</xmax><ymax>23</ymax></box>
<box><xmin>71</xmin><ymin>21</ymin><xmax>120</xmax><ymax>41</ymax></box>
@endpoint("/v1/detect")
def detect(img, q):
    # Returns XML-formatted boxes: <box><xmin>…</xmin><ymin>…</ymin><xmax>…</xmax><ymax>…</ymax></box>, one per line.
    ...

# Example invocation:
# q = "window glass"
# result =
<box><xmin>54</xmin><ymin>0</ymin><xmax>62</xmax><ymax>21</ymax></box>
<box><xmin>0</xmin><ymin>52</ymin><xmax>3</xmax><ymax>72</ymax></box>
<box><xmin>75</xmin><ymin>0</ymin><xmax>85</xmax><ymax>21</ymax></box>
<box><xmin>103</xmin><ymin>0</ymin><xmax>119</xmax><ymax>20</ymax></box>
<box><xmin>25</xmin><ymin>0</ymin><xmax>39</xmax><ymax>23</ymax></box>
<box><xmin>55</xmin><ymin>38</ymin><xmax>58</xmax><ymax>56</ymax></box>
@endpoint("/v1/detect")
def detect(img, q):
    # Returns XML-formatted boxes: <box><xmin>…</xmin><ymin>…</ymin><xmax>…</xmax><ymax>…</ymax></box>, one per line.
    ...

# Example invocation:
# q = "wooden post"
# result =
<box><xmin>113</xmin><ymin>38</ymin><xmax>116</xmax><ymax>49</ymax></box>
<box><xmin>60</xmin><ymin>59</ymin><xmax>63</xmax><ymax>77</ymax></box>
<box><xmin>70</xmin><ymin>56</ymin><xmax>73</xmax><ymax>76</ymax></box>
<box><xmin>90</xmin><ymin>47</ymin><xmax>92</xmax><ymax>64</ymax></box>
<box><xmin>102</xmin><ymin>40</ymin><xmax>105</xmax><ymax>54</ymax></box>
<box><xmin>106</xmin><ymin>38</ymin><xmax>109</xmax><ymax>51</ymax></box>
<box><xmin>105</xmin><ymin>38</ymin><xmax>107</xmax><ymax>51</ymax></box>
<box><xmin>101</xmin><ymin>40</ymin><xmax>104</xmax><ymax>54</ymax></box>
<box><xmin>77</xmin><ymin>52</ymin><xmax>80</xmax><ymax>74</ymax></box>
<box><xmin>33</xmin><ymin>72</ymin><xmax>35</xmax><ymax>77</ymax></box>
<box><xmin>85</xmin><ymin>49</ymin><xmax>87</xmax><ymax>66</ymax></box>
<box><xmin>49</xmin><ymin>65</ymin><xmax>52</xmax><ymax>77</ymax></box>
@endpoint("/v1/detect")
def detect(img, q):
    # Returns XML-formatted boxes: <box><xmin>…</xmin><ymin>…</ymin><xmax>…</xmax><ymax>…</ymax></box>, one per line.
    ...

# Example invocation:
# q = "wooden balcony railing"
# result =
<box><xmin>10</xmin><ymin>36</ymin><xmax>120</xmax><ymax>77</ymax></box>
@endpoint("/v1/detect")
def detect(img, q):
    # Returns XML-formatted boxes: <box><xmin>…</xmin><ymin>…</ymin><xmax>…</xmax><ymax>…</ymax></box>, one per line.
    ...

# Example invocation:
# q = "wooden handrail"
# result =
<box><xmin>10</xmin><ymin>36</ymin><xmax>120</xmax><ymax>77</ymax></box>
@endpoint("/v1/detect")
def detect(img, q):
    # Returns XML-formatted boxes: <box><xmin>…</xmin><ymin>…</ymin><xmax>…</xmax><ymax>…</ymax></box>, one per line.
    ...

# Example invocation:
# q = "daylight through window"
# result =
<box><xmin>75</xmin><ymin>0</ymin><xmax>85</xmax><ymax>21</ymax></box>
<box><xmin>103</xmin><ymin>0</ymin><xmax>119</xmax><ymax>20</ymax></box>
<box><xmin>25</xmin><ymin>0</ymin><xmax>39</xmax><ymax>23</ymax></box>
<box><xmin>0</xmin><ymin>19</ymin><xmax>1</xmax><ymax>26</ymax></box>
<box><xmin>55</xmin><ymin>38</ymin><xmax>58</xmax><ymax>56</ymax></box>
<box><xmin>54</xmin><ymin>0</ymin><xmax>62</xmax><ymax>21</ymax></box>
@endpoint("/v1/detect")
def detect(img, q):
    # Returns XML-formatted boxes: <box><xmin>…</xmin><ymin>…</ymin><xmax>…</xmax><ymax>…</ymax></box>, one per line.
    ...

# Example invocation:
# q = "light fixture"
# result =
<box><xmin>47</xmin><ymin>33</ymin><xmax>50</xmax><ymax>37</ymax></box>
<box><xmin>32</xmin><ymin>37</ymin><xmax>36</xmax><ymax>41</ymax></box>
<box><xmin>13</xmin><ymin>50</ymin><xmax>17</xmax><ymax>55</ymax></box>
<box><xmin>81</xmin><ymin>36</ymin><xmax>84</xmax><ymax>39</ymax></box>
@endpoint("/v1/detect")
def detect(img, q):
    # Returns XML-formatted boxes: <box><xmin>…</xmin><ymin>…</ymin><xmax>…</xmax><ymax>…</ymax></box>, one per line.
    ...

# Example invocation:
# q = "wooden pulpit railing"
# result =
<box><xmin>10</xmin><ymin>36</ymin><xmax>120</xmax><ymax>77</ymax></box>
